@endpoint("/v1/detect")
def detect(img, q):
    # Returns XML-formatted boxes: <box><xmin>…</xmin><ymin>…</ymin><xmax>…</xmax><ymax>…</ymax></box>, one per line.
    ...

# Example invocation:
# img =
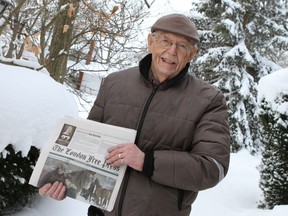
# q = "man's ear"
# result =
<box><xmin>187</xmin><ymin>47</ymin><xmax>198</xmax><ymax>62</ymax></box>
<box><xmin>147</xmin><ymin>33</ymin><xmax>154</xmax><ymax>53</ymax></box>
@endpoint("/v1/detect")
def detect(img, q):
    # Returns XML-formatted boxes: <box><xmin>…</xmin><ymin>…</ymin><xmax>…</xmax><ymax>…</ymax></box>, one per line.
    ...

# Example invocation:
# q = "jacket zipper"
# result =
<box><xmin>117</xmin><ymin>83</ymin><xmax>159</xmax><ymax>216</ymax></box>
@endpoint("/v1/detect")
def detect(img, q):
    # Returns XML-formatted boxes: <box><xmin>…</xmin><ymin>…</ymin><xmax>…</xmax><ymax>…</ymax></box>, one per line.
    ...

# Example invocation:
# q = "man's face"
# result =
<box><xmin>147</xmin><ymin>31</ymin><xmax>198</xmax><ymax>83</ymax></box>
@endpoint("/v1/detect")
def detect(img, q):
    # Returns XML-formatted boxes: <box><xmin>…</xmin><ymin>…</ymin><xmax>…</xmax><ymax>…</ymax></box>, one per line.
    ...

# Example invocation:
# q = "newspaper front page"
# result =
<box><xmin>29</xmin><ymin>116</ymin><xmax>137</xmax><ymax>212</ymax></box>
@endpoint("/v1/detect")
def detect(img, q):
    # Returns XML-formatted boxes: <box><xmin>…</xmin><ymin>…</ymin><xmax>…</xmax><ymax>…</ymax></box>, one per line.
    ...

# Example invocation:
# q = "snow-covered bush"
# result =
<box><xmin>258</xmin><ymin>68</ymin><xmax>288</xmax><ymax>209</ymax></box>
<box><xmin>0</xmin><ymin>64</ymin><xmax>78</xmax><ymax>214</ymax></box>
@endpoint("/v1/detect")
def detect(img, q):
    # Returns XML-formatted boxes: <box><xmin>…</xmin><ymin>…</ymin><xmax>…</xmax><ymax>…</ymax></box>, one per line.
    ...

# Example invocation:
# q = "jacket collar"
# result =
<box><xmin>139</xmin><ymin>54</ymin><xmax>190</xmax><ymax>88</ymax></box>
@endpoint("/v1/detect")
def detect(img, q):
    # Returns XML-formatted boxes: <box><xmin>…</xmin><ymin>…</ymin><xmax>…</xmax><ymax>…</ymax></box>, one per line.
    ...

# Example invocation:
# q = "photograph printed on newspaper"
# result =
<box><xmin>29</xmin><ymin>116</ymin><xmax>137</xmax><ymax>212</ymax></box>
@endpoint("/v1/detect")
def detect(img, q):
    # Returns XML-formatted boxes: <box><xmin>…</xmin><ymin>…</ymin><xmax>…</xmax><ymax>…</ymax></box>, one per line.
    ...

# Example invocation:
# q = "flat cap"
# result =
<box><xmin>151</xmin><ymin>13</ymin><xmax>200</xmax><ymax>44</ymax></box>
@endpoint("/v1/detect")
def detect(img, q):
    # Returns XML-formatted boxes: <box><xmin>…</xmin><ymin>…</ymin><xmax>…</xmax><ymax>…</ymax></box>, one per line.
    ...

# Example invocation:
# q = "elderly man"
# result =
<box><xmin>39</xmin><ymin>14</ymin><xmax>230</xmax><ymax>216</ymax></box>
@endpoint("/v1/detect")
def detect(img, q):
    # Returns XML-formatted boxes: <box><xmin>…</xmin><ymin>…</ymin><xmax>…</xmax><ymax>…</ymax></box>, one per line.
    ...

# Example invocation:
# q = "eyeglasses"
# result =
<box><xmin>153</xmin><ymin>35</ymin><xmax>195</xmax><ymax>54</ymax></box>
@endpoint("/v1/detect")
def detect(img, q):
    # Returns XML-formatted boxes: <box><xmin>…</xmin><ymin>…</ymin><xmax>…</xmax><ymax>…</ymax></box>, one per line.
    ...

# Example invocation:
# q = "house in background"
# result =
<box><xmin>69</xmin><ymin>60</ymin><xmax>108</xmax><ymax>96</ymax></box>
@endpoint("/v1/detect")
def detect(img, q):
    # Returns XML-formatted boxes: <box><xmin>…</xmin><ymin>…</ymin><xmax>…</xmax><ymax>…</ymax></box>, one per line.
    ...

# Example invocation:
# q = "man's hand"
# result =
<box><xmin>39</xmin><ymin>181</ymin><xmax>66</xmax><ymax>200</ymax></box>
<box><xmin>105</xmin><ymin>143</ymin><xmax>145</xmax><ymax>171</ymax></box>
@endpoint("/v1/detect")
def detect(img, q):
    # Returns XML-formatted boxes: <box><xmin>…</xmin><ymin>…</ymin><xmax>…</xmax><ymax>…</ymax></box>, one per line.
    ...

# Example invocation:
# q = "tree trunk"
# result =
<box><xmin>46</xmin><ymin>0</ymin><xmax>79</xmax><ymax>83</ymax></box>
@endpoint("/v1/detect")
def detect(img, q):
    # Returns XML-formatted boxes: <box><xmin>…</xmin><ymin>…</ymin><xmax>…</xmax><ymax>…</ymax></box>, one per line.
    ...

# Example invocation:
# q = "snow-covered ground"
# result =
<box><xmin>14</xmin><ymin>149</ymin><xmax>288</xmax><ymax>216</ymax></box>
<box><xmin>1</xmin><ymin>59</ymin><xmax>287</xmax><ymax>216</ymax></box>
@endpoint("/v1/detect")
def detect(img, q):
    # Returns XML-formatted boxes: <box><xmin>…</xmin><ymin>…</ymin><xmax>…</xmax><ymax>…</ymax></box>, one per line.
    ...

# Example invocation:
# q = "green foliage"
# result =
<box><xmin>258</xmin><ymin>94</ymin><xmax>288</xmax><ymax>209</ymax></box>
<box><xmin>0</xmin><ymin>144</ymin><xmax>40</xmax><ymax>215</ymax></box>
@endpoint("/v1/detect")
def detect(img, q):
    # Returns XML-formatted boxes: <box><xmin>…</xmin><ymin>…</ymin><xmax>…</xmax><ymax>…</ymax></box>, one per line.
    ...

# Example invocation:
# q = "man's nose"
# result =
<box><xmin>167</xmin><ymin>43</ymin><xmax>177</xmax><ymax>54</ymax></box>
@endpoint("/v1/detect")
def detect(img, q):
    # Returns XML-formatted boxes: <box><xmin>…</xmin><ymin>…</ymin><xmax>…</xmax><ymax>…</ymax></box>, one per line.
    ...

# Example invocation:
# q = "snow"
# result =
<box><xmin>257</xmin><ymin>68</ymin><xmax>288</xmax><ymax>115</ymax></box>
<box><xmin>1</xmin><ymin>57</ymin><xmax>288</xmax><ymax>216</ymax></box>
<box><xmin>0</xmin><ymin>64</ymin><xmax>78</xmax><ymax>156</ymax></box>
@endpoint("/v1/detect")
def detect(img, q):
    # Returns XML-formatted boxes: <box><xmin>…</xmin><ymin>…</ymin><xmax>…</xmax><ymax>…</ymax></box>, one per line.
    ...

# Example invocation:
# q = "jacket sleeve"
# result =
<box><xmin>146</xmin><ymin>92</ymin><xmax>230</xmax><ymax>192</ymax></box>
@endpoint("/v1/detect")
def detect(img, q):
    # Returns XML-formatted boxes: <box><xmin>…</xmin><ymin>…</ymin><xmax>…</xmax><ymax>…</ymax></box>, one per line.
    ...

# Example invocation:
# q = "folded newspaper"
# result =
<box><xmin>29</xmin><ymin>116</ymin><xmax>137</xmax><ymax>212</ymax></box>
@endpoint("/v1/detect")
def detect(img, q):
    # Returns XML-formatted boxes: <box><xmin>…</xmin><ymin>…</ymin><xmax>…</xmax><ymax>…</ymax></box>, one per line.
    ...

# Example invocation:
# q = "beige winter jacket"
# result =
<box><xmin>87</xmin><ymin>54</ymin><xmax>230</xmax><ymax>216</ymax></box>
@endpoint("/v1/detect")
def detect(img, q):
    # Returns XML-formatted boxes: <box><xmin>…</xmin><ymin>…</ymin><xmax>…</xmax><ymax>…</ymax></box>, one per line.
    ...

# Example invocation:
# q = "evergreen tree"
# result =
<box><xmin>258</xmin><ymin>69</ymin><xmax>288</xmax><ymax>209</ymax></box>
<box><xmin>189</xmin><ymin>0</ymin><xmax>285</xmax><ymax>153</ymax></box>
<box><xmin>242</xmin><ymin>0</ymin><xmax>288</xmax><ymax>68</ymax></box>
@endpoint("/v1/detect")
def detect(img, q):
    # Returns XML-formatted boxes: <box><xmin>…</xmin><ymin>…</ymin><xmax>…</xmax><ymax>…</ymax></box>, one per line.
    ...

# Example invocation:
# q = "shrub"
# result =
<box><xmin>258</xmin><ymin>95</ymin><xmax>288</xmax><ymax>209</ymax></box>
<box><xmin>0</xmin><ymin>144</ymin><xmax>40</xmax><ymax>215</ymax></box>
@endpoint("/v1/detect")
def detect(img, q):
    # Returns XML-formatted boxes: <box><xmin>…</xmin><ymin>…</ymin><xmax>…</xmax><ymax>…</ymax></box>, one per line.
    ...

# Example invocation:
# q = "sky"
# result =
<box><xmin>1</xmin><ymin>0</ymin><xmax>288</xmax><ymax>215</ymax></box>
<box><xmin>1</xmin><ymin>54</ymin><xmax>288</xmax><ymax>216</ymax></box>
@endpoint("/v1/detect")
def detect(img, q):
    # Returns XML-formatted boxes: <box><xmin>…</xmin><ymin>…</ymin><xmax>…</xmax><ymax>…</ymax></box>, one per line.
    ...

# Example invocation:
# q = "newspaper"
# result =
<box><xmin>29</xmin><ymin>116</ymin><xmax>137</xmax><ymax>212</ymax></box>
